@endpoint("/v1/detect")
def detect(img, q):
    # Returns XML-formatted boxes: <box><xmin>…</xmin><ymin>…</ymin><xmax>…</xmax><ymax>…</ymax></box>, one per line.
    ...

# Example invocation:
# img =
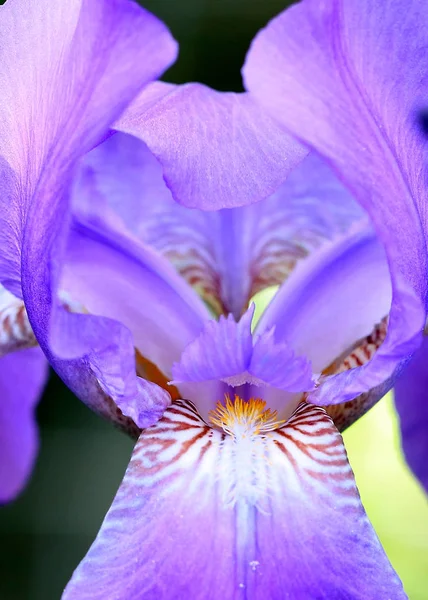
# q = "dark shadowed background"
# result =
<box><xmin>0</xmin><ymin>1</ymin><xmax>427</xmax><ymax>598</ymax></box>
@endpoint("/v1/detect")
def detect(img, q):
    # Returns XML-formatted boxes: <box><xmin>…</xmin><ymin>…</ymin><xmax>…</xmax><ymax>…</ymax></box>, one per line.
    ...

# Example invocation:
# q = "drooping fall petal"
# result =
<box><xmin>63</xmin><ymin>400</ymin><xmax>405</xmax><ymax>599</ymax></box>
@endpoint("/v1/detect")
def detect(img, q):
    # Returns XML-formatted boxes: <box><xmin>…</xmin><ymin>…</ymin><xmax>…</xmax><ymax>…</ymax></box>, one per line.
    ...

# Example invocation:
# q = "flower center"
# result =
<box><xmin>209</xmin><ymin>394</ymin><xmax>285</xmax><ymax>438</ymax></box>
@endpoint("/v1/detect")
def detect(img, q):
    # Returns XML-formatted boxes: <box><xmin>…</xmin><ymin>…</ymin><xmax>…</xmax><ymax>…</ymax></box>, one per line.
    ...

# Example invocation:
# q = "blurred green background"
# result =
<box><xmin>0</xmin><ymin>0</ymin><xmax>427</xmax><ymax>598</ymax></box>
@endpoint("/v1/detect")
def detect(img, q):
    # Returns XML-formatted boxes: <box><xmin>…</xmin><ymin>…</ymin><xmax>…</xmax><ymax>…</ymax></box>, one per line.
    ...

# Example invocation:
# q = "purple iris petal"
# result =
<box><xmin>63</xmin><ymin>400</ymin><xmax>404</xmax><ymax>599</ymax></box>
<box><xmin>394</xmin><ymin>337</ymin><xmax>428</xmax><ymax>493</ymax></box>
<box><xmin>243</xmin><ymin>0</ymin><xmax>427</xmax><ymax>415</ymax></box>
<box><xmin>172</xmin><ymin>304</ymin><xmax>314</xmax><ymax>394</ymax></box>
<box><xmin>257</xmin><ymin>222</ymin><xmax>391</xmax><ymax>378</ymax></box>
<box><xmin>0</xmin><ymin>348</ymin><xmax>48</xmax><ymax>503</ymax></box>
<box><xmin>0</xmin><ymin>0</ymin><xmax>178</xmax><ymax>430</ymax></box>
<box><xmin>75</xmin><ymin>134</ymin><xmax>365</xmax><ymax>319</ymax></box>
<box><xmin>116</xmin><ymin>81</ymin><xmax>307</xmax><ymax>209</ymax></box>
<box><xmin>59</xmin><ymin>218</ymin><xmax>210</xmax><ymax>377</ymax></box>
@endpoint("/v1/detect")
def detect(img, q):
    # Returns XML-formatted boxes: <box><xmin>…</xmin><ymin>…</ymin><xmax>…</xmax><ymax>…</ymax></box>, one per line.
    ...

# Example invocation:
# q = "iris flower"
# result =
<box><xmin>58</xmin><ymin>132</ymin><xmax>405</xmax><ymax>598</ymax></box>
<box><xmin>1</xmin><ymin>0</ymin><xmax>424</xmax><ymax>598</ymax></box>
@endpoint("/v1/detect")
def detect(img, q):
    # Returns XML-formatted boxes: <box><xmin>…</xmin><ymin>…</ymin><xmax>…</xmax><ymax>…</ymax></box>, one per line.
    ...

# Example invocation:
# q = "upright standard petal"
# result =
<box><xmin>76</xmin><ymin>134</ymin><xmax>364</xmax><ymax>318</ymax></box>
<box><xmin>0</xmin><ymin>0</ymin><xmax>177</xmax><ymax>296</ymax></box>
<box><xmin>117</xmin><ymin>81</ymin><xmax>307</xmax><ymax>209</ymax></box>
<box><xmin>63</xmin><ymin>400</ymin><xmax>404</xmax><ymax>599</ymax></box>
<box><xmin>244</xmin><ymin>0</ymin><xmax>428</xmax><ymax>404</ymax></box>
<box><xmin>0</xmin><ymin>0</ymin><xmax>178</xmax><ymax>427</ymax></box>
<box><xmin>0</xmin><ymin>348</ymin><xmax>48</xmax><ymax>503</ymax></box>
<box><xmin>394</xmin><ymin>336</ymin><xmax>428</xmax><ymax>493</ymax></box>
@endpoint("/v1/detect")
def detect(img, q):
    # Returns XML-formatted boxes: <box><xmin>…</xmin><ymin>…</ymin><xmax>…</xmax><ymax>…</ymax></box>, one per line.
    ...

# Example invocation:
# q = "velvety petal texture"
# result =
<box><xmin>63</xmin><ymin>400</ymin><xmax>404</xmax><ymax>599</ymax></box>
<box><xmin>0</xmin><ymin>0</ymin><xmax>178</xmax><ymax>427</ymax></box>
<box><xmin>394</xmin><ymin>336</ymin><xmax>428</xmax><ymax>493</ymax></box>
<box><xmin>244</xmin><ymin>0</ymin><xmax>428</xmax><ymax>411</ymax></box>
<box><xmin>0</xmin><ymin>348</ymin><xmax>48</xmax><ymax>503</ymax></box>
<box><xmin>116</xmin><ymin>82</ymin><xmax>307</xmax><ymax>209</ymax></box>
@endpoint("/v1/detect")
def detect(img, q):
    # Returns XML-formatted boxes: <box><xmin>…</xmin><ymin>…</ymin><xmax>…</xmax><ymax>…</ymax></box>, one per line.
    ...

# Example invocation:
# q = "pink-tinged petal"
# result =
<box><xmin>0</xmin><ymin>0</ymin><xmax>178</xmax><ymax>425</ymax></box>
<box><xmin>172</xmin><ymin>305</ymin><xmax>314</xmax><ymax>394</ymax></box>
<box><xmin>63</xmin><ymin>400</ymin><xmax>404</xmax><ymax>599</ymax></box>
<box><xmin>394</xmin><ymin>336</ymin><xmax>428</xmax><ymax>493</ymax></box>
<box><xmin>244</xmin><ymin>0</ymin><xmax>428</xmax><ymax>402</ymax></box>
<box><xmin>116</xmin><ymin>81</ymin><xmax>307</xmax><ymax>209</ymax></box>
<box><xmin>0</xmin><ymin>347</ymin><xmax>48</xmax><ymax>503</ymax></box>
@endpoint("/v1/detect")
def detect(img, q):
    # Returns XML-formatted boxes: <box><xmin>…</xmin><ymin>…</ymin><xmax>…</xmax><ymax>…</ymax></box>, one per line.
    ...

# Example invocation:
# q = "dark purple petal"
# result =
<box><xmin>394</xmin><ymin>336</ymin><xmax>428</xmax><ymax>493</ymax></box>
<box><xmin>116</xmin><ymin>82</ymin><xmax>307</xmax><ymax>209</ymax></box>
<box><xmin>0</xmin><ymin>347</ymin><xmax>48</xmax><ymax>502</ymax></box>
<box><xmin>63</xmin><ymin>400</ymin><xmax>404</xmax><ymax>599</ymax></box>
<box><xmin>0</xmin><ymin>0</ymin><xmax>178</xmax><ymax>426</ymax></box>
<box><xmin>244</xmin><ymin>0</ymin><xmax>428</xmax><ymax>402</ymax></box>
<box><xmin>172</xmin><ymin>305</ymin><xmax>314</xmax><ymax>395</ymax></box>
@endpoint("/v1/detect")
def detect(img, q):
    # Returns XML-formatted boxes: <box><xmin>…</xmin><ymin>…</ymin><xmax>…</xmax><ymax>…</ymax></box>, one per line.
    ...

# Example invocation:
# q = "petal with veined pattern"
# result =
<box><xmin>63</xmin><ymin>400</ymin><xmax>404</xmax><ymax>599</ymax></box>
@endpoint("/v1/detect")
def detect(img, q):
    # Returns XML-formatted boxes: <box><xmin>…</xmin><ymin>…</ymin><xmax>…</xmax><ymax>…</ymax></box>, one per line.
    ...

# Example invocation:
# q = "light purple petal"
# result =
<box><xmin>251</xmin><ymin>327</ymin><xmax>314</xmax><ymax>391</ymax></box>
<box><xmin>60</xmin><ymin>219</ymin><xmax>210</xmax><ymax>376</ymax></box>
<box><xmin>73</xmin><ymin>132</ymin><xmax>231</xmax><ymax>316</ymax></box>
<box><xmin>171</xmin><ymin>307</ymin><xmax>255</xmax><ymax>384</ymax></box>
<box><xmin>172</xmin><ymin>305</ymin><xmax>314</xmax><ymax>395</ymax></box>
<box><xmin>116</xmin><ymin>81</ymin><xmax>307</xmax><ymax>209</ymax></box>
<box><xmin>257</xmin><ymin>222</ymin><xmax>391</xmax><ymax>370</ymax></box>
<box><xmin>76</xmin><ymin>135</ymin><xmax>363</xmax><ymax>319</ymax></box>
<box><xmin>0</xmin><ymin>0</ymin><xmax>178</xmax><ymax>426</ymax></box>
<box><xmin>394</xmin><ymin>336</ymin><xmax>428</xmax><ymax>492</ymax></box>
<box><xmin>0</xmin><ymin>347</ymin><xmax>48</xmax><ymax>503</ymax></box>
<box><xmin>63</xmin><ymin>400</ymin><xmax>404</xmax><ymax>599</ymax></box>
<box><xmin>0</xmin><ymin>0</ymin><xmax>177</xmax><ymax>296</ymax></box>
<box><xmin>243</xmin><ymin>152</ymin><xmax>365</xmax><ymax>302</ymax></box>
<box><xmin>244</xmin><ymin>0</ymin><xmax>428</xmax><ymax>403</ymax></box>
<box><xmin>50</xmin><ymin>217</ymin><xmax>211</xmax><ymax>425</ymax></box>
